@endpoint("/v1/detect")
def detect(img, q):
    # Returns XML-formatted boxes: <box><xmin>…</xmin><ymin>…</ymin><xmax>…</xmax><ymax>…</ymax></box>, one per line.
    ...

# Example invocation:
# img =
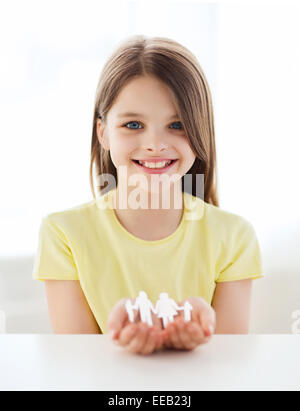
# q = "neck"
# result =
<box><xmin>113</xmin><ymin>181</ymin><xmax>183</xmax><ymax>212</ymax></box>
<box><xmin>111</xmin><ymin>182</ymin><xmax>184</xmax><ymax>241</ymax></box>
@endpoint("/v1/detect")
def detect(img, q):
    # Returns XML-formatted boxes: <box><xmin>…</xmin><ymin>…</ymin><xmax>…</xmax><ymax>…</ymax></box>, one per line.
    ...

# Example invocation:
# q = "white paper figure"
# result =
<box><xmin>182</xmin><ymin>301</ymin><xmax>193</xmax><ymax>322</ymax></box>
<box><xmin>155</xmin><ymin>292</ymin><xmax>184</xmax><ymax>329</ymax></box>
<box><xmin>126</xmin><ymin>291</ymin><xmax>157</xmax><ymax>327</ymax></box>
<box><xmin>125</xmin><ymin>300</ymin><xmax>136</xmax><ymax>323</ymax></box>
<box><xmin>125</xmin><ymin>291</ymin><xmax>193</xmax><ymax>328</ymax></box>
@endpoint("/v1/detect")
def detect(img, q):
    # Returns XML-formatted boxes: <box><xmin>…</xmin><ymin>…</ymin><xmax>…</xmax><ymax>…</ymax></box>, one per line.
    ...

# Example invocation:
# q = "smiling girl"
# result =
<box><xmin>33</xmin><ymin>35</ymin><xmax>264</xmax><ymax>355</ymax></box>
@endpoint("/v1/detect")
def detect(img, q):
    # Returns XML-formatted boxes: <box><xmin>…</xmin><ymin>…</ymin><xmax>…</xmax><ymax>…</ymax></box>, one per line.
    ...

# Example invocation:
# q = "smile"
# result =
<box><xmin>131</xmin><ymin>159</ymin><xmax>178</xmax><ymax>174</ymax></box>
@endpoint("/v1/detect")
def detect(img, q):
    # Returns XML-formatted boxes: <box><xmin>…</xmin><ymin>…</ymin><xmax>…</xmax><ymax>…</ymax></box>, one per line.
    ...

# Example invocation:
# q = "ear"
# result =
<box><xmin>96</xmin><ymin>119</ymin><xmax>110</xmax><ymax>151</ymax></box>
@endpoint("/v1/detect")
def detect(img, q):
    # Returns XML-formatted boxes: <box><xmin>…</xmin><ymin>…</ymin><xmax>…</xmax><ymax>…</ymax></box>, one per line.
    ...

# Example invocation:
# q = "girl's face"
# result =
<box><xmin>96</xmin><ymin>75</ymin><xmax>196</xmax><ymax>193</ymax></box>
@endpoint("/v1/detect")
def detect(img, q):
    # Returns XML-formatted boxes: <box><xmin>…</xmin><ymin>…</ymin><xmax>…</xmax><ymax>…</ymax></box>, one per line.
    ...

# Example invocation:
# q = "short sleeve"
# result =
<box><xmin>216</xmin><ymin>219</ymin><xmax>264</xmax><ymax>283</ymax></box>
<box><xmin>32</xmin><ymin>216</ymin><xmax>79</xmax><ymax>282</ymax></box>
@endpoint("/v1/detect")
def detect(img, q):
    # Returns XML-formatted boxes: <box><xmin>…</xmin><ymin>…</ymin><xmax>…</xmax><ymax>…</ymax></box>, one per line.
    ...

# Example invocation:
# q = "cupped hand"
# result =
<box><xmin>107</xmin><ymin>298</ymin><xmax>164</xmax><ymax>355</ymax></box>
<box><xmin>161</xmin><ymin>297</ymin><xmax>216</xmax><ymax>351</ymax></box>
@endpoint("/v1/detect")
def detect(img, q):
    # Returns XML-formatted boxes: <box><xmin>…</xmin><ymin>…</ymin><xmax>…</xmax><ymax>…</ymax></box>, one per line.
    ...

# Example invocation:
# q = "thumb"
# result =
<box><xmin>107</xmin><ymin>298</ymin><xmax>136</xmax><ymax>340</ymax></box>
<box><xmin>198</xmin><ymin>302</ymin><xmax>216</xmax><ymax>337</ymax></box>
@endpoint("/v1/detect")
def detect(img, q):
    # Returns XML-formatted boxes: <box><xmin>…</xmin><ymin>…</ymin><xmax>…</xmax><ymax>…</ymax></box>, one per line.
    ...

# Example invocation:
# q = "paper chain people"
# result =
<box><xmin>126</xmin><ymin>290</ymin><xmax>193</xmax><ymax>328</ymax></box>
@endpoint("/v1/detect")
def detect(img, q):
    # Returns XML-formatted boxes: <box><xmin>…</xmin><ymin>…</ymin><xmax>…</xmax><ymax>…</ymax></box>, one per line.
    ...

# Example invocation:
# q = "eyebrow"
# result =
<box><xmin>117</xmin><ymin>112</ymin><xmax>180</xmax><ymax>120</ymax></box>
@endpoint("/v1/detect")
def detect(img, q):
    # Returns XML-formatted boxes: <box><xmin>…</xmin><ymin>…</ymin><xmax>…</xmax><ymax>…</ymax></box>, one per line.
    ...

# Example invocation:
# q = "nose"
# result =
<box><xmin>142</xmin><ymin>130</ymin><xmax>169</xmax><ymax>154</ymax></box>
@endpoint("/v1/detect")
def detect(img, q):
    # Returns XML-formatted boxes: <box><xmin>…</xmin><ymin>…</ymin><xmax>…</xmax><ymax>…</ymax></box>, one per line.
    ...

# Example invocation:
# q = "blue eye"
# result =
<box><xmin>170</xmin><ymin>121</ymin><xmax>183</xmax><ymax>130</ymax></box>
<box><xmin>123</xmin><ymin>121</ymin><xmax>183</xmax><ymax>130</ymax></box>
<box><xmin>124</xmin><ymin>121</ymin><xmax>142</xmax><ymax>129</ymax></box>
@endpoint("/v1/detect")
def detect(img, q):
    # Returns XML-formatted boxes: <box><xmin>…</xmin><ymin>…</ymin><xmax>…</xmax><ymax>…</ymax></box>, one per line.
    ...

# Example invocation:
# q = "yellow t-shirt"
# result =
<box><xmin>32</xmin><ymin>188</ymin><xmax>264</xmax><ymax>333</ymax></box>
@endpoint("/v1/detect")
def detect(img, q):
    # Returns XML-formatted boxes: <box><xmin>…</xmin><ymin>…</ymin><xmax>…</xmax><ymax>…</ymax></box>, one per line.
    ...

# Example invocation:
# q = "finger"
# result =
<box><xmin>152</xmin><ymin>314</ymin><xmax>163</xmax><ymax>330</ymax></box>
<box><xmin>198</xmin><ymin>304</ymin><xmax>216</xmax><ymax>337</ymax></box>
<box><xmin>187</xmin><ymin>297</ymin><xmax>216</xmax><ymax>337</ymax></box>
<box><xmin>163</xmin><ymin>340</ymin><xmax>173</xmax><ymax>349</ymax></box>
<box><xmin>125</xmin><ymin>323</ymin><xmax>150</xmax><ymax>354</ymax></box>
<box><xmin>161</xmin><ymin>326</ymin><xmax>172</xmax><ymax>349</ymax></box>
<box><xmin>166</xmin><ymin>322</ymin><xmax>183</xmax><ymax>350</ymax></box>
<box><xmin>160</xmin><ymin>328</ymin><xmax>172</xmax><ymax>349</ymax></box>
<box><xmin>176</xmin><ymin>303</ymin><xmax>186</xmax><ymax>320</ymax></box>
<box><xmin>176</xmin><ymin>318</ymin><xmax>197</xmax><ymax>350</ymax></box>
<box><xmin>140</xmin><ymin>327</ymin><xmax>160</xmax><ymax>355</ymax></box>
<box><xmin>107</xmin><ymin>298</ymin><xmax>129</xmax><ymax>340</ymax></box>
<box><xmin>118</xmin><ymin>323</ymin><xmax>139</xmax><ymax>347</ymax></box>
<box><xmin>107</xmin><ymin>298</ymin><xmax>138</xmax><ymax>340</ymax></box>
<box><xmin>186</xmin><ymin>321</ymin><xmax>207</xmax><ymax>345</ymax></box>
<box><xmin>155</xmin><ymin>333</ymin><xmax>165</xmax><ymax>351</ymax></box>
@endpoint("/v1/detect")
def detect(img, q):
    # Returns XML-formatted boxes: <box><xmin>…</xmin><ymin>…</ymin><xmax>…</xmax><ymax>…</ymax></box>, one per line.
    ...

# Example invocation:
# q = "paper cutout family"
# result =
<box><xmin>126</xmin><ymin>291</ymin><xmax>193</xmax><ymax>328</ymax></box>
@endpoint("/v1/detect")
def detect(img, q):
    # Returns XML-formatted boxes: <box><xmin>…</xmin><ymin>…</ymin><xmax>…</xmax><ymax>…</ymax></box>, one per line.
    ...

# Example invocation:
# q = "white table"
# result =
<box><xmin>0</xmin><ymin>334</ymin><xmax>299</xmax><ymax>391</ymax></box>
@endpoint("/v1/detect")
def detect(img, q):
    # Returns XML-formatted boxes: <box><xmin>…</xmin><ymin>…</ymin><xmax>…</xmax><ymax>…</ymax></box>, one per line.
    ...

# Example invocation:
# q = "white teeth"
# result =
<box><xmin>138</xmin><ymin>160</ymin><xmax>172</xmax><ymax>168</ymax></box>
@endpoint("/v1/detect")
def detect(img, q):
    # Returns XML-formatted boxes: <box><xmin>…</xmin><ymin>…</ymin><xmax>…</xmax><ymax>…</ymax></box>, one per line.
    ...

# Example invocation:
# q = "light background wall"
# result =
<box><xmin>215</xmin><ymin>0</ymin><xmax>300</xmax><ymax>333</ymax></box>
<box><xmin>0</xmin><ymin>0</ymin><xmax>217</xmax><ymax>257</ymax></box>
<box><xmin>0</xmin><ymin>0</ymin><xmax>299</xmax><ymax>333</ymax></box>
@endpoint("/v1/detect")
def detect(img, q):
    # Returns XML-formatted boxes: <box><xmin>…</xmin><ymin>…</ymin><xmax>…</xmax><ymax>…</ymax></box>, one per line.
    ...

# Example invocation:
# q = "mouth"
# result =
<box><xmin>131</xmin><ymin>159</ymin><xmax>178</xmax><ymax>174</ymax></box>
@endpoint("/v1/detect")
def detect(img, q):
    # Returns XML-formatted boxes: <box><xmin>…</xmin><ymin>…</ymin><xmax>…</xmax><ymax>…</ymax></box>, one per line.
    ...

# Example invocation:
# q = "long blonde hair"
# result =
<box><xmin>90</xmin><ymin>35</ymin><xmax>219</xmax><ymax>206</ymax></box>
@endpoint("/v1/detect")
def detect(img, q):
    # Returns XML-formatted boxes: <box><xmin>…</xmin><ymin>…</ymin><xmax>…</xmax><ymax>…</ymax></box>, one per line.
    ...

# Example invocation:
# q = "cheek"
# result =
<box><xmin>109</xmin><ymin>138</ymin><xmax>136</xmax><ymax>166</ymax></box>
<box><xmin>179</xmin><ymin>141</ymin><xmax>196</xmax><ymax>163</ymax></box>
<box><xmin>178</xmin><ymin>144</ymin><xmax>197</xmax><ymax>175</ymax></box>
